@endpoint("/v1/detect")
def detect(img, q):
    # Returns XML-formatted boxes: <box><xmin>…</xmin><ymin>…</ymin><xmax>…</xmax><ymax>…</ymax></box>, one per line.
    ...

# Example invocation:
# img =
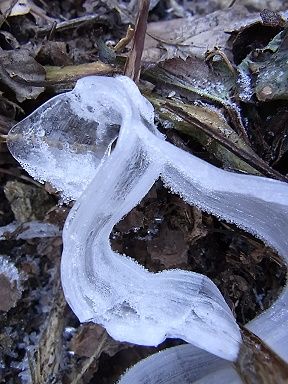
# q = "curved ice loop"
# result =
<box><xmin>118</xmin><ymin>344</ymin><xmax>242</xmax><ymax>384</ymax></box>
<box><xmin>7</xmin><ymin>76</ymin><xmax>288</xmax><ymax>362</ymax></box>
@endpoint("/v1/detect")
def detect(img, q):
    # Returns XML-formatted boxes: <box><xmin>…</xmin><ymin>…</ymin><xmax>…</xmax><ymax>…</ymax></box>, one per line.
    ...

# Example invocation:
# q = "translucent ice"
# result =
<box><xmin>7</xmin><ymin>76</ymin><xmax>288</xmax><ymax>363</ymax></box>
<box><xmin>7</xmin><ymin>82</ymin><xmax>122</xmax><ymax>201</ymax></box>
<box><xmin>118</xmin><ymin>344</ymin><xmax>242</xmax><ymax>384</ymax></box>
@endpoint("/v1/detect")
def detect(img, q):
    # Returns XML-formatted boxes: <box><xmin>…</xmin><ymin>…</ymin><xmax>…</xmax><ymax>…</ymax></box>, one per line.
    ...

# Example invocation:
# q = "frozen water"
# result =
<box><xmin>237</xmin><ymin>68</ymin><xmax>254</xmax><ymax>102</ymax></box>
<box><xmin>118</xmin><ymin>344</ymin><xmax>242</xmax><ymax>384</ymax></box>
<box><xmin>0</xmin><ymin>255</ymin><xmax>21</xmax><ymax>284</ymax></box>
<box><xmin>8</xmin><ymin>87</ymin><xmax>119</xmax><ymax>201</ymax></box>
<box><xmin>7</xmin><ymin>75</ymin><xmax>288</xmax><ymax>363</ymax></box>
<box><xmin>7</xmin><ymin>76</ymin><xmax>160</xmax><ymax>202</ymax></box>
<box><xmin>0</xmin><ymin>255</ymin><xmax>22</xmax><ymax>309</ymax></box>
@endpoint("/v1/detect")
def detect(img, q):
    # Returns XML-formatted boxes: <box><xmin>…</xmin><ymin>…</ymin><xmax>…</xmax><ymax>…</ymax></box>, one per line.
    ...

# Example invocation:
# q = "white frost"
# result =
<box><xmin>0</xmin><ymin>255</ymin><xmax>21</xmax><ymax>284</ymax></box>
<box><xmin>7</xmin><ymin>75</ymin><xmax>288</xmax><ymax>363</ymax></box>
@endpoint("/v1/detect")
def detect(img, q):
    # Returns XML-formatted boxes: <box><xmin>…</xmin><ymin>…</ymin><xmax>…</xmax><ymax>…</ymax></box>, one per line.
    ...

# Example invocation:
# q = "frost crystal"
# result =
<box><xmin>7</xmin><ymin>76</ymin><xmax>288</xmax><ymax>363</ymax></box>
<box><xmin>0</xmin><ymin>255</ymin><xmax>20</xmax><ymax>283</ymax></box>
<box><xmin>0</xmin><ymin>255</ymin><xmax>22</xmax><ymax>311</ymax></box>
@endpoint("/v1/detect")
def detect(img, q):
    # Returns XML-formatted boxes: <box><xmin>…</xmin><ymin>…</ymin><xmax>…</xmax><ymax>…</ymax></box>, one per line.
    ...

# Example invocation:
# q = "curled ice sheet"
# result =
<box><xmin>246</xmin><ymin>275</ymin><xmax>288</xmax><ymax>363</ymax></box>
<box><xmin>118</xmin><ymin>344</ymin><xmax>242</xmax><ymax>384</ymax></box>
<box><xmin>7</xmin><ymin>76</ymin><xmax>288</xmax><ymax>363</ymax></box>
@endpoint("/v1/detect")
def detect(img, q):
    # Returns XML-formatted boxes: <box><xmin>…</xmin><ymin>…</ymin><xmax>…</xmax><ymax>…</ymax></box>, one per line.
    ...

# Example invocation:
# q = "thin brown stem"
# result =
<box><xmin>124</xmin><ymin>0</ymin><xmax>150</xmax><ymax>82</ymax></box>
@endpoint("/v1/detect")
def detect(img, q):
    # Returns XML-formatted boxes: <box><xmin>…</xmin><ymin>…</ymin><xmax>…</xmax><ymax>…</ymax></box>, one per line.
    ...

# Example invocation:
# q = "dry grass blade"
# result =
<box><xmin>124</xmin><ymin>0</ymin><xmax>150</xmax><ymax>82</ymax></box>
<box><xmin>114</xmin><ymin>25</ymin><xmax>135</xmax><ymax>53</ymax></box>
<box><xmin>0</xmin><ymin>167</ymin><xmax>42</xmax><ymax>187</ymax></box>
<box><xmin>45</xmin><ymin>61</ymin><xmax>117</xmax><ymax>85</ymax></box>
<box><xmin>164</xmin><ymin>102</ymin><xmax>288</xmax><ymax>182</ymax></box>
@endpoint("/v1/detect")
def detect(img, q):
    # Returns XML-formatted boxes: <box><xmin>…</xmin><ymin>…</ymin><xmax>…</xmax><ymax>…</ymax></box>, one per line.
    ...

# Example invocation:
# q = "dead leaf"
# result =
<box><xmin>147</xmin><ymin>224</ymin><xmax>188</xmax><ymax>268</ymax></box>
<box><xmin>236</xmin><ymin>30</ymin><xmax>288</xmax><ymax>102</ymax></box>
<box><xmin>4</xmin><ymin>180</ymin><xmax>55</xmax><ymax>222</ymax></box>
<box><xmin>0</xmin><ymin>0</ymin><xmax>31</xmax><ymax>17</ymax></box>
<box><xmin>0</xmin><ymin>31</ymin><xmax>20</xmax><ymax>49</ymax></box>
<box><xmin>69</xmin><ymin>323</ymin><xmax>131</xmax><ymax>384</ymax></box>
<box><xmin>0</xmin><ymin>273</ymin><xmax>21</xmax><ymax>311</ymax></box>
<box><xmin>189</xmin><ymin>206</ymin><xmax>209</xmax><ymax>244</ymax></box>
<box><xmin>115</xmin><ymin>209</ymin><xmax>144</xmax><ymax>234</ymax></box>
<box><xmin>45</xmin><ymin>61</ymin><xmax>116</xmax><ymax>87</ymax></box>
<box><xmin>143</xmin><ymin>5</ymin><xmax>260</xmax><ymax>63</ymax></box>
<box><xmin>71</xmin><ymin>323</ymin><xmax>130</xmax><ymax>359</ymax></box>
<box><xmin>243</xmin><ymin>0</ymin><xmax>288</xmax><ymax>11</ymax></box>
<box><xmin>0</xmin><ymin>48</ymin><xmax>45</xmax><ymax>102</ymax></box>
<box><xmin>36</xmin><ymin>41</ymin><xmax>73</xmax><ymax>67</ymax></box>
<box><xmin>150</xmin><ymin>94</ymin><xmax>261</xmax><ymax>175</ymax></box>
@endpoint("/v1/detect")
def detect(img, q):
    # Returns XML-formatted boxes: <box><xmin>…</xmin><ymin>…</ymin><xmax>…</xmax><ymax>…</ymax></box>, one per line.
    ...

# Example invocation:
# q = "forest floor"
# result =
<box><xmin>0</xmin><ymin>0</ymin><xmax>288</xmax><ymax>383</ymax></box>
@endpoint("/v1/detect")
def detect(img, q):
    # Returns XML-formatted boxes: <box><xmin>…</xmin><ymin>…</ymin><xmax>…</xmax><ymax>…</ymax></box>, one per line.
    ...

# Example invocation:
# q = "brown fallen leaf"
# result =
<box><xmin>143</xmin><ymin>5</ymin><xmax>260</xmax><ymax>63</ymax></box>
<box><xmin>147</xmin><ymin>223</ymin><xmax>188</xmax><ymax>268</ymax></box>
<box><xmin>150</xmin><ymin>94</ymin><xmax>261</xmax><ymax>175</ymax></box>
<box><xmin>0</xmin><ymin>48</ymin><xmax>45</xmax><ymax>102</ymax></box>
<box><xmin>69</xmin><ymin>323</ymin><xmax>131</xmax><ymax>384</ymax></box>
<box><xmin>4</xmin><ymin>180</ymin><xmax>54</xmax><ymax>223</ymax></box>
<box><xmin>71</xmin><ymin>323</ymin><xmax>130</xmax><ymax>359</ymax></box>
<box><xmin>0</xmin><ymin>274</ymin><xmax>20</xmax><ymax>311</ymax></box>
<box><xmin>36</xmin><ymin>41</ymin><xmax>73</xmax><ymax>67</ymax></box>
<box><xmin>45</xmin><ymin>61</ymin><xmax>116</xmax><ymax>87</ymax></box>
<box><xmin>0</xmin><ymin>256</ymin><xmax>22</xmax><ymax>312</ymax></box>
<box><xmin>115</xmin><ymin>209</ymin><xmax>144</xmax><ymax>234</ymax></box>
<box><xmin>164</xmin><ymin>101</ymin><xmax>287</xmax><ymax>181</ymax></box>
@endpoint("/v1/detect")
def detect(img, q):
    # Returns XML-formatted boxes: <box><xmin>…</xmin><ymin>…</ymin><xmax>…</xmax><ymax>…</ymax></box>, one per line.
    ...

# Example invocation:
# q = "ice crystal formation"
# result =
<box><xmin>0</xmin><ymin>255</ymin><xmax>22</xmax><ymax>311</ymax></box>
<box><xmin>7</xmin><ymin>76</ymin><xmax>288</xmax><ymax>364</ymax></box>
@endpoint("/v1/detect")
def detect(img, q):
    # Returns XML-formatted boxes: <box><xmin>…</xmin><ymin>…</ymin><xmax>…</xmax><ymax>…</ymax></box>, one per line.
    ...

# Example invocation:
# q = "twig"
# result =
<box><xmin>228</xmin><ymin>0</ymin><xmax>238</xmax><ymax>6</ymax></box>
<box><xmin>205</xmin><ymin>47</ymin><xmax>236</xmax><ymax>76</ymax></box>
<box><xmin>0</xmin><ymin>167</ymin><xmax>43</xmax><ymax>187</ymax></box>
<box><xmin>236</xmin><ymin>327</ymin><xmax>288</xmax><ymax>384</ymax></box>
<box><xmin>2</xmin><ymin>61</ymin><xmax>117</xmax><ymax>88</ymax></box>
<box><xmin>114</xmin><ymin>25</ymin><xmax>135</xmax><ymax>53</ymax></box>
<box><xmin>124</xmin><ymin>0</ymin><xmax>150</xmax><ymax>82</ymax></box>
<box><xmin>37</xmin><ymin>14</ymin><xmax>100</xmax><ymax>35</ymax></box>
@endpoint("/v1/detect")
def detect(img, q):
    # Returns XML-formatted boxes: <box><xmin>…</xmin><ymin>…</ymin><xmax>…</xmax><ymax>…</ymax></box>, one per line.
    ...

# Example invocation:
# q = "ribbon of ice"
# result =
<box><xmin>7</xmin><ymin>76</ymin><xmax>288</xmax><ymax>363</ymax></box>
